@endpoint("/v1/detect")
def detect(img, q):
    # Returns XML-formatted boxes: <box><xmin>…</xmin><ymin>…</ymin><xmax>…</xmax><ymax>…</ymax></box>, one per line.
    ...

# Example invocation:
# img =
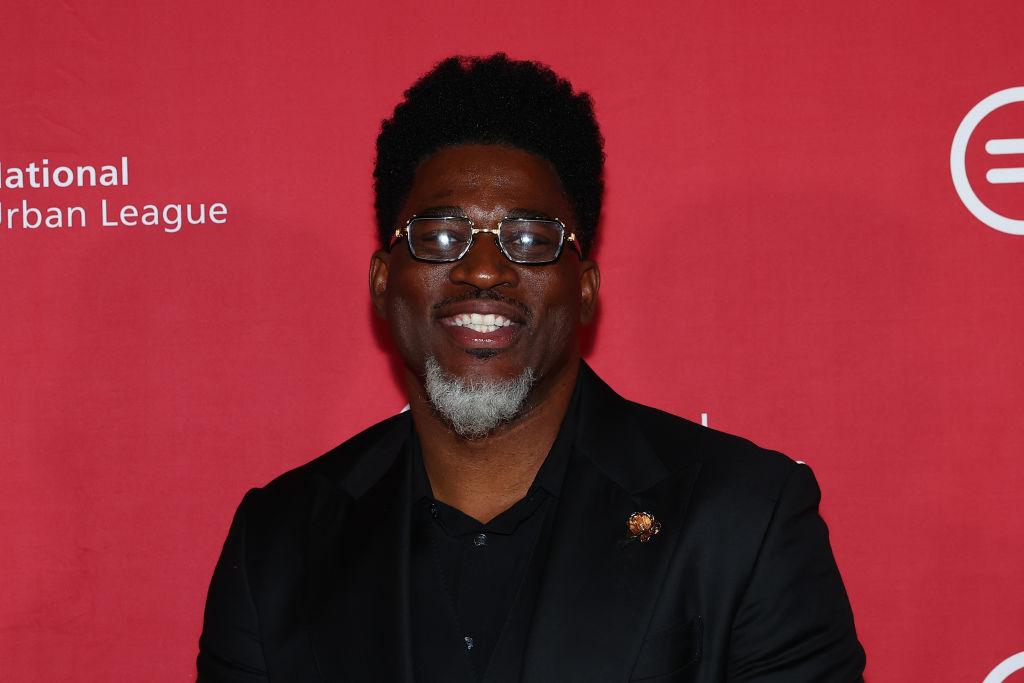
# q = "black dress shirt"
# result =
<box><xmin>409</xmin><ymin>388</ymin><xmax>579</xmax><ymax>682</ymax></box>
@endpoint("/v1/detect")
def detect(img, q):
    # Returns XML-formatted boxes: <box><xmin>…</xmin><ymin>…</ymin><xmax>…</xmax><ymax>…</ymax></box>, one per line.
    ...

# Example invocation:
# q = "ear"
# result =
<box><xmin>578</xmin><ymin>260</ymin><xmax>600</xmax><ymax>324</ymax></box>
<box><xmin>369</xmin><ymin>249</ymin><xmax>390</xmax><ymax>319</ymax></box>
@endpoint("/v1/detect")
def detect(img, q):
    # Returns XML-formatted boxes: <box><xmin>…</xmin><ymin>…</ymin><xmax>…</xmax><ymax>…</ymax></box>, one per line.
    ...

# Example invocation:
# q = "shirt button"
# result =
<box><xmin>429</xmin><ymin>503</ymin><xmax>438</xmax><ymax>518</ymax></box>
<box><xmin>464</xmin><ymin>636</ymin><xmax>476</xmax><ymax>651</ymax></box>
<box><xmin>473</xmin><ymin>533</ymin><xmax>488</xmax><ymax>547</ymax></box>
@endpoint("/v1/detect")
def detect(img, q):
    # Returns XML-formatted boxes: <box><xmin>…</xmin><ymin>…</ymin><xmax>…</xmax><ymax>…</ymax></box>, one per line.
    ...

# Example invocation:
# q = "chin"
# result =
<box><xmin>427</xmin><ymin>349</ymin><xmax>533</xmax><ymax>383</ymax></box>
<box><xmin>423</xmin><ymin>355</ymin><xmax>538</xmax><ymax>439</ymax></box>
<box><xmin>466</xmin><ymin>348</ymin><xmax>500</xmax><ymax>360</ymax></box>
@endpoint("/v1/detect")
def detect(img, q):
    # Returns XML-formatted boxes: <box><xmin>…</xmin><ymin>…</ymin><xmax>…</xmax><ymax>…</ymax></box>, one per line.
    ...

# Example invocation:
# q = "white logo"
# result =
<box><xmin>982</xmin><ymin>651</ymin><xmax>1024</xmax><ymax>683</ymax></box>
<box><xmin>950</xmin><ymin>87</ymin><xmax>1024</xmax><ymax>235</ymax></box>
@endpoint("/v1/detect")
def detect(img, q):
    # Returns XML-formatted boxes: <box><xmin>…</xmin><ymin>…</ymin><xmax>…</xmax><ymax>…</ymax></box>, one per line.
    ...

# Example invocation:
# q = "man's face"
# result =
<box><xmin>370</xmin><ymin>143</ymin><xmax>599</xmax><ymax>394</ymax></box>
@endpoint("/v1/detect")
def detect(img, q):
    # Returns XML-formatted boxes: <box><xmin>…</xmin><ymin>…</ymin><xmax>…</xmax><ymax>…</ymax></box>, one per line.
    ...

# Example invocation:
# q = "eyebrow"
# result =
<box><xmin>413</xmin><ymin>205</ymin><xmax>467</xmax><ymax>219</ymax></box>
<box><xmin>503</xmin><ymin>208</ymin><xmax>556</xmax><ymax>221</ymax></box>
<box><xmin>412</xmin><ymin>206</ymin><xmax>555</xmax><ymax>221</ymax></box>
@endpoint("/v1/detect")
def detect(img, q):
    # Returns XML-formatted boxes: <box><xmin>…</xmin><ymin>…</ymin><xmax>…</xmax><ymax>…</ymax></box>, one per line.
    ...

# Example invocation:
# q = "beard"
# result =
<box><xmin>423</xmin><ymin>356</ymin><xmax>536</xmax><ymax>439</ymax></box>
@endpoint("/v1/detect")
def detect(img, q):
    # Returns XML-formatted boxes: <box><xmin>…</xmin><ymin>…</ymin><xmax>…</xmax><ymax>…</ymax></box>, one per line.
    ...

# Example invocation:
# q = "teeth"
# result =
<box><xmin>446</xmin><ymin>313</ymin><xmax>513</xmax><ymax>329</ymax></box>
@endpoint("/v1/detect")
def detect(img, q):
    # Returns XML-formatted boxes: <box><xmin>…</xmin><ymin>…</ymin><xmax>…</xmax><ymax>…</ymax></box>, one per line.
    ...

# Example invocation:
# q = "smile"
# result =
<box><xmin>441</xmin><ymin>312</ymin><xmax>515</xmax><ymax>334</ymax></box>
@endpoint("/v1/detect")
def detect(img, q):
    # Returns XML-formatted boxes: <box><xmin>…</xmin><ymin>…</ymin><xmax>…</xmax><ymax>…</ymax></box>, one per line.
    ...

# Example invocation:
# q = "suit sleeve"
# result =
<box><xmin>726</xmin><ymin>464</ymin><xmax>865</xmax><ymax>682</ymax></box>
<box><xmin>197</xmin><ymin>489</ymin><xmax>270</xmax><ymax>682</ymax></box>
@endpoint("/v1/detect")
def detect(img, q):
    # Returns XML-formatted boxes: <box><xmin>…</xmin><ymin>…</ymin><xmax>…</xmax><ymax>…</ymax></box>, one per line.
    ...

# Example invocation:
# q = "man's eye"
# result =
<box><xmin>419</xmin><ymin>230</ymin><xmax>458</xmax><ymax>247</ymax></box>
<box><xmin>507</xmin><ymin>231</ymin><xmax>551</xmax><ymax>247</ymax></box>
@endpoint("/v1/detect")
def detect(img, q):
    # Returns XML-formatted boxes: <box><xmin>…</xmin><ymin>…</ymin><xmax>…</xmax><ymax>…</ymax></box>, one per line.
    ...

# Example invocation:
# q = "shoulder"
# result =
<box><xmin>619</xmin><ymin>398</ymin><xmax>828</xmax><ymax>569</ymax></box>
<box><xmin>577</xmin><ymin>364</ymin><xmax>805</xmax><ymax>509</ymax></box>
<box><xmin>242</xmin><ymin>411</ymin><xmax>411</xmax><ymax>524</ymax></box>
<box><xmin>627</xmin><ymin>398</ymin><xmax>801</xmax><ymax>498</ymax></box>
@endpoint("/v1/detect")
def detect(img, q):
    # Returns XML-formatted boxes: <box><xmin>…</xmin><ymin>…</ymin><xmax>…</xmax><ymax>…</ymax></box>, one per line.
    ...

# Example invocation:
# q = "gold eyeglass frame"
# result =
<box><xmin>390</xmin><ymin>215</ymin><xmax>581</xmax><ymax>264</ymax></box>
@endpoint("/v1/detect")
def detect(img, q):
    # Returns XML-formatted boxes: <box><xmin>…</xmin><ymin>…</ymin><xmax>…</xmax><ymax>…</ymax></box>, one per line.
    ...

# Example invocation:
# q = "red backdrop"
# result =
<box><xmin>2</xmin><ymin>2</ymin><xmax>1022</xmax><ymax>681</ymax></box>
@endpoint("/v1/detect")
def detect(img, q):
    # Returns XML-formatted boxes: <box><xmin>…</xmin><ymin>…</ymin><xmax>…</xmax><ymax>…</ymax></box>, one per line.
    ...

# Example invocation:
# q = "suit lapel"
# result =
<box><xmin>522</xmin><ymin>364</ymin><xmax>701</xmax><ymax>682</ymax></box>
<box><xmin>306</xmin><ymin>417</ymin><xmax>415</xmax><ymax>683</ymax></box>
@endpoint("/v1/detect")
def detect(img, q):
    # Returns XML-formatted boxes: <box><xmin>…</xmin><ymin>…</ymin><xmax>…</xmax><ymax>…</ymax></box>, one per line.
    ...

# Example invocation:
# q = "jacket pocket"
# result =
<box><xmin>629</xmin><ymin>616</ymin><xmax>703</xmax><ymax>682</ymax></box>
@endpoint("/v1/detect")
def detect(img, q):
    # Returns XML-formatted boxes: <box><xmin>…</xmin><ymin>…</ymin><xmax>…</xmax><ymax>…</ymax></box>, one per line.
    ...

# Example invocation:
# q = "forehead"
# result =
<box><xmin>402</xmin><ymin>144</ymin><xmax>572</xmax><ymax>221</ymax></box>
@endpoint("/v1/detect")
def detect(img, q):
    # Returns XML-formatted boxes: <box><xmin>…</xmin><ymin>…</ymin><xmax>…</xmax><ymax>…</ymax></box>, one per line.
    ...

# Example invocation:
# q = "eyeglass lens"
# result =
<box><xmin>407</xmin><ymin>217</ymin><xmax>564</xmax><ymax>263</ymax></box>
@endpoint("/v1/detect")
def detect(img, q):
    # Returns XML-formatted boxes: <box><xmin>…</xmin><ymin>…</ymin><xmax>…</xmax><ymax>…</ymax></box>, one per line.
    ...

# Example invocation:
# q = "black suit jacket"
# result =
<box><xmin>198</xmin><ymin>363</ymin><xmax>865</xmax><ymax>682</ymax></box>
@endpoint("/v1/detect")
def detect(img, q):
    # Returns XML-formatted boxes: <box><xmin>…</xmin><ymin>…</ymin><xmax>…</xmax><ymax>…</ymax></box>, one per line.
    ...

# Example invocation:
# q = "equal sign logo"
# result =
<box><xmin>985</xmin><ymin>137</ymin><xmax>1024</xmax><ymax>185</ymax></box>
<box><xmin>950</xmin><ymin>87</ymin><xmax>1024</xmax><ymax>235</ymax></box>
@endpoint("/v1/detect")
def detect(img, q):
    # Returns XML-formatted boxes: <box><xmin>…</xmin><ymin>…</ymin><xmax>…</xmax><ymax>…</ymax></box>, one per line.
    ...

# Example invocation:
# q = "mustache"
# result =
<box><xmin>432</xmin><ymin>289</ymin><xmax>532</xmax><ymax>321</ymax></box>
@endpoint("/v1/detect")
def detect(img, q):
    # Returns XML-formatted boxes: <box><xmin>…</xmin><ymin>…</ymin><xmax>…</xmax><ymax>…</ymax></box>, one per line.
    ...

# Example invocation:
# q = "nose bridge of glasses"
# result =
<box><xmin>463</xmin><ymin>224</ymin><xmax>507</xmax><ymax>262</ymax></box>
<box><xmin>450</xmin><ymin>226</ymin><xmax>519</xmax><ymax>289</ymax></box>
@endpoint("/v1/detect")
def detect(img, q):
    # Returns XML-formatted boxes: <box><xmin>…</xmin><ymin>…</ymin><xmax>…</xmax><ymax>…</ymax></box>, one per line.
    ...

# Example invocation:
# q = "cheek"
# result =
<box><xmin>532</xmin><ymin>274</ymin><xmax>583</xmax><ymax>344</ymax></box>
<box><xmin>542</xmin><ymin>302</ymin><xmax>578</xmax><ymax>347</ymax></box>
<box><xmin>384</xmin><ymin>273</ymin><xmax>430</xmax><ymax>347</ymax></box>
<box><xmin>385</xmin><ymin>293</ymin><xmax>436</xmax><ymax>374</ymax></box>
<box><xmin>388</xmin><ymin>296</ymin><xmax>416</xmax><ymax>338</ymax></box>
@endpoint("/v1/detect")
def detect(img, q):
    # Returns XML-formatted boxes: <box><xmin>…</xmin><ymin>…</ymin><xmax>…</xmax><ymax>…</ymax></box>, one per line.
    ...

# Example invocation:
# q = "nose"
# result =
<box><xmin>448</xmin><ymin>232</ymin><xmax>520</xmax><ymax>290</ymax></box>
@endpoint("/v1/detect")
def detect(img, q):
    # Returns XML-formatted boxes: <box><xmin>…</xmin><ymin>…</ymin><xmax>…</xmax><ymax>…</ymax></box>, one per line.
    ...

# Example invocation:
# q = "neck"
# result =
<box><xmin>406</xmin><ymin>358</ymin><xmax>580</xmax><ymax>523</ymax></box>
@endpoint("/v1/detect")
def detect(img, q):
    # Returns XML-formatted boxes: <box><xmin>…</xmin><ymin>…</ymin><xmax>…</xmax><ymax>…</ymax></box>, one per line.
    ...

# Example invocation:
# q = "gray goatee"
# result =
<box><xmin>423</xmin><ymin>356</ymin><xmax>535</xmax><ymax>439</ymax></box>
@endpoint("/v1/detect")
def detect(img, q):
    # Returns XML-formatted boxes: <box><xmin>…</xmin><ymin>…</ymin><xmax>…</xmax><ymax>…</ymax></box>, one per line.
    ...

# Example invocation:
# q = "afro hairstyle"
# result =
<box><xmin>374</xmin><ymin>54</ymin><xmax>605</xmax><ymax>256</ymax></box>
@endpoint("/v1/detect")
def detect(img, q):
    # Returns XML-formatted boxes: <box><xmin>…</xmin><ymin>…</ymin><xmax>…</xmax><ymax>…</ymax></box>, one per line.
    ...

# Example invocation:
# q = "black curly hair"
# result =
<box><xmin>374</xmin><ymin>54</ymin><xmax>605</xmax><ymax>256</ymax></box>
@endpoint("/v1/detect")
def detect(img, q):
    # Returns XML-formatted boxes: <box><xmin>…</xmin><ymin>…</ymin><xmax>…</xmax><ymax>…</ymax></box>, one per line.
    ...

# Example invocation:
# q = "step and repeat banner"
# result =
<box><xmin>2</xmin><ymin>1</ymin><xmax>1022</xmax><ymax>681</ymax></box>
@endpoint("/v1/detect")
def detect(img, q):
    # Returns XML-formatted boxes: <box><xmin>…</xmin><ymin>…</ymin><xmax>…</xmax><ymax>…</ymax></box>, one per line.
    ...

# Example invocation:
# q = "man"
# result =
<box><xmin>198</xmin><ymin>54</ymin><xmax>865</xmax><ymax>682</ymax></box>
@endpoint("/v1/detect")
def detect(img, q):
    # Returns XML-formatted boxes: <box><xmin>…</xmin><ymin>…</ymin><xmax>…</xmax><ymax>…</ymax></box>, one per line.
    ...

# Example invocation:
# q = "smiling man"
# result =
<box><xmin>198</xmin><ymin>55</ymin><xmax>865</xmax><ymax>682</ymax></box>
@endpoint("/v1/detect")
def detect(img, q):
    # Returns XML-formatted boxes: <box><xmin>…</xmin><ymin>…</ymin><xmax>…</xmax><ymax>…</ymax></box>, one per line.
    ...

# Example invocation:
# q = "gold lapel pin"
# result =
<box><xmin>627</xmin><ymin>511</ymin><xmax>661</xmax><ymax>542</ymax></box>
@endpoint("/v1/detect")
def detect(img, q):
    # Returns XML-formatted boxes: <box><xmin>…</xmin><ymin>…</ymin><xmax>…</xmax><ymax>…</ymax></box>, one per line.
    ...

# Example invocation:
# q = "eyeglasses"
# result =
<box><xmin>390</xmin><ymin>215</ymin><xmax>580</xmax><ymax>264</ymax></box>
